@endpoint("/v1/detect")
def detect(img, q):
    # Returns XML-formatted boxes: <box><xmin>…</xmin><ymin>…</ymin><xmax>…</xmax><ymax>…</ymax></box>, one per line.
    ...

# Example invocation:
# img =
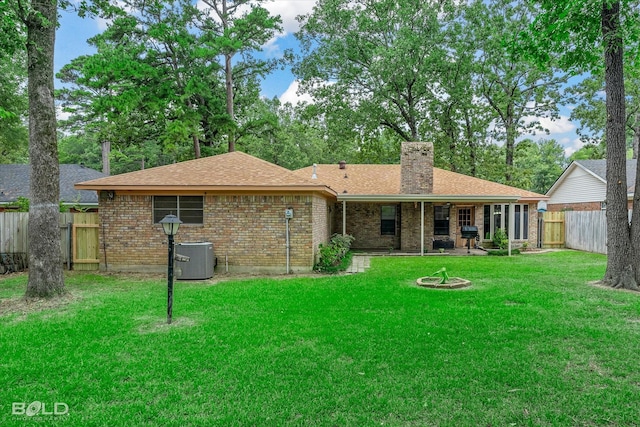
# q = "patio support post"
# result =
<box><xmin>420</xmin><ymin>201</ymin><xmax>424</xmax><ymax>256</ymax></box>
<box><xmin>508</xmin><ymin>202</ymin><xmax>514</xmax><ymax>256</ymax></box>
<box><xmin>342</xmin><ymin>200</ymin><xmax>346</xmax><ymax>236</ymax></box>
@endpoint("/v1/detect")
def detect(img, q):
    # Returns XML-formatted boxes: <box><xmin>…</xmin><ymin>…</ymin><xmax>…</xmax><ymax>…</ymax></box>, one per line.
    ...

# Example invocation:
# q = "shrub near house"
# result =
<box><xmin>315</xmin><ymin>234</ymin><xmax>355</xmax><ymax>272</ymax></box>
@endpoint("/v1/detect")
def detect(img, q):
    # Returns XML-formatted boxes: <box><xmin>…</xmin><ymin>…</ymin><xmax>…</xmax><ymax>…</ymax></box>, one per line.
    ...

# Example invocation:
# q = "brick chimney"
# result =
<box><xmin>401</xmin><ymin>142</ymin><xmax>434</xmax><ymax>194</ymax></box>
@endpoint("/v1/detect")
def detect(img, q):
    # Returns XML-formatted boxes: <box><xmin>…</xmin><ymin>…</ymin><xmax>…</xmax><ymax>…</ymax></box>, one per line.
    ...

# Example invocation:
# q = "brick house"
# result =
<box><xmin>546</xmin><ymin>159</ymin><xmax>635</xmax><ymax>211</ymax></box>
<box><xmin>76</xmin><ymin>142</ymin><xmax>547</xmax><ymax>273</ymax></box>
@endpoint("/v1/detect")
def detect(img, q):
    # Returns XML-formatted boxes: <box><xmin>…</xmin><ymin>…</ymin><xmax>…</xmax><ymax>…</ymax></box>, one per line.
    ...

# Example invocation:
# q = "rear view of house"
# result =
<box><xmin>295</xmin><ymin>142</ymin><xmax>545</xmax><ymax>253</ymax></box>
<box><xmin>76</xmin><ymin>142</ymin><xmax>547</xmax><ymax>273</ymax></box>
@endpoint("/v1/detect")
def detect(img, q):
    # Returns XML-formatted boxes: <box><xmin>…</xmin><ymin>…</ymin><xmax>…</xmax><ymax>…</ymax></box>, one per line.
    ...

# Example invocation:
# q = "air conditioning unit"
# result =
<box><xmin>175</xmin><ymin>242</ymin><xmax>215</xmax><ymax>280</ymax></box>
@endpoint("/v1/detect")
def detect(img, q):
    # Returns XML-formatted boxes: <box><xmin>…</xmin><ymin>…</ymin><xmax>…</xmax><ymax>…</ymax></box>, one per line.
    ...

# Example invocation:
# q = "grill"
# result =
<box><xmin>460</xmin><ymin>225</ymin><xmax>479</xmax><ymax>253</ymax></box>
<box><xmin>461</xmin><ymin>225</ymin><xmax>479</xmax><ymax>239</ymax></box>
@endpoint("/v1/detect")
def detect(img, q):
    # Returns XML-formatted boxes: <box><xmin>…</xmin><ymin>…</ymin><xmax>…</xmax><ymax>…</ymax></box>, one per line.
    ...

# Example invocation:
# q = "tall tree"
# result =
<box><xmin>294</xmin><ymin>0</ymin><xmax>452</xmax><ymax>144</ymax></box>
<box><xmin>512</xmin><ymin>138</ymin><xmax>568</xmax><ymax>194</ymax></box>
<box><xmin>567</xmin><ymin>67</ymin><xmax>640</xmax><ymax>158</ymax></box>
<box><xmin>3</xmin><ymin>0</ymin><xmax>66</xmax><ymax>297</ymax></box>
<box><xmin>466</xmin><ymin>0</ymin><xmax>566</xmax><ymax>183</ymax></box>
<box><xmin>59</xmin><ymin>0</ymin><xmax>282</xmax><ymax>163</ymax></box>
<box><xmin>523</xmin><ymin>0</ymin><xmax>640</xmax><ymax>289</ymax></box>
<box><xmin>198</xmin><ymin>0</ymin><xmax>283</xmax><ymax>152</ymax></box>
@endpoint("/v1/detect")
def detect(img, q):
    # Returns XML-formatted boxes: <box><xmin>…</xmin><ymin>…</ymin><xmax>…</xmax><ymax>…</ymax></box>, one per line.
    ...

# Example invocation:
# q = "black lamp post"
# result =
<box><xmin>160</xmin><ymin>214</ymin><xmax>182</xmax><ymax>324</ymax></box>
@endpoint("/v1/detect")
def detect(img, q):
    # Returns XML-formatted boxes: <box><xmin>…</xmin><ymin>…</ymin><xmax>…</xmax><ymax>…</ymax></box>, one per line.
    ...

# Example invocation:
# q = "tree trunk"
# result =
<box><xmin>632</xmin><ymin>112</ymin><xmax>639</xmax><ymax>160</ymax></box>
<box><xmin>225</xmin><ymin>52</ymin><xmax>235</xmax><ymax>152</ymax></box>
<box><xmin>102</xmin><ymin>140</ymin><xmax>111</xmax><ymax>175</ymax></box>
<box><xmin>192</xmin><ymin>134</ymin><xmax>201</xmax><ymax>159</ymax></box>
<box><xmin>25</xmin><ymin>0</ymin><xmax>66</xmax><ymax>298</ymax></box>
<box><xmin>223</xmin><ymin>0</ymin><xmax>235</xmax><ymax>152</ymax></box>
<box><xmin>464</xmin><ymin>109</ymin><xmax>477</xmax><ymax>177</ymax></box>
<box><xmin>505</xmin><ymin>120</ymin><xmax>516</xmax><ymax>183</ymax></box>
<box><xmin>601</xmin><ymin>1</ymin><xmax>637</xmax><ymax>290</ymax></box>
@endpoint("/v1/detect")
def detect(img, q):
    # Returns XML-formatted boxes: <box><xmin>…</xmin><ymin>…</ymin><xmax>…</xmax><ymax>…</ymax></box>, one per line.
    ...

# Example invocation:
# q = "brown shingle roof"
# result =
<box><xmin>75</xmin><ymin>151</ymin><xmax>335</xmax><ymax>196</ymax></box>
<box><xmin>76</xmin><ymin>151</ymin><xmax>545</xmax><ymax>201</ymax></box>
<box><xmin>294</xmin><ymin>164</ymin><xmax>546</xmax><ymax>201</ymax></box>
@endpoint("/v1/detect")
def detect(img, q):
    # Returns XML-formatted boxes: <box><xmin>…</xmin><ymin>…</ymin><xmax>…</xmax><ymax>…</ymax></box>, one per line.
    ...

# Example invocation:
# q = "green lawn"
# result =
<box><xmin>1</xmin><ymin>251</ymin><xmax>639</xmax><ymax>426</ymax></box>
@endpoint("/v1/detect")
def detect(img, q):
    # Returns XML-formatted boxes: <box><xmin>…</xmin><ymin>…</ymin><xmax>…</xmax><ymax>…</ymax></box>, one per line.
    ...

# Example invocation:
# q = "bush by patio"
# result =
<box><xmin>315</xmin><ymin>233</ymin><xmax>355</xmax><ymax>272</ymax></box>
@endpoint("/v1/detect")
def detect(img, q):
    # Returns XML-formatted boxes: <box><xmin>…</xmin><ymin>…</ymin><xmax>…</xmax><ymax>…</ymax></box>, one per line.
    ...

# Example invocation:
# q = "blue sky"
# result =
<box><xmin>54</xmin><ymin>1</ymin><xmax>583</xmax><ymax>157</ymax></box>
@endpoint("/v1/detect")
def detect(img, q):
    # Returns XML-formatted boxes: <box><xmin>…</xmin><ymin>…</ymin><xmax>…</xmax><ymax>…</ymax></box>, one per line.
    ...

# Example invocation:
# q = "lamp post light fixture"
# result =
<box><xmin>160</xmin><ymin>214</ymin><xmax>182</xmax><ymax>324</ymax></box>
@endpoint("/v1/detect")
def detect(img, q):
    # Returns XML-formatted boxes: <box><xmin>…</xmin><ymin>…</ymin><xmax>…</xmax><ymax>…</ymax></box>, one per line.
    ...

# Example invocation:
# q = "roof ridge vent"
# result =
<box><xmin>339</xmin><ymin>160</ymin><xmax>346</xmax><ymax>169</ymax></box>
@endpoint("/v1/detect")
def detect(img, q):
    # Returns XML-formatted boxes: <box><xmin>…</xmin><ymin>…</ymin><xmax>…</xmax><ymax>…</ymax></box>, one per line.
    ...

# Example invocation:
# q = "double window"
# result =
<box><xmin>153</xmin><ymin>196</ymin><xmax>204</xmax><ymax>224</ymax></box>
<box><xmin>483</xmin><ymin>204</ymin><xmax>528</xmax><ymax>240</ymax></box>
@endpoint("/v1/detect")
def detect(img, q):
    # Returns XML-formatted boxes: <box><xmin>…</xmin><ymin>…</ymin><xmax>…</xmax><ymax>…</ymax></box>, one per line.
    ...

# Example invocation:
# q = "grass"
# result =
<box><xmin>1</xmin><ymin>251</ymin><xmax>639</xmax><ymax>426</ymax></box>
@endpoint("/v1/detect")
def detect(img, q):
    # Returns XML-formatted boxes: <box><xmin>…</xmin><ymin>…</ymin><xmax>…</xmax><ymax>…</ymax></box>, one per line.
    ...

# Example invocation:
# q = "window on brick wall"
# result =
<box><xmin>153</xmin><ymin>196</ymin><xmax>204</xmax><ymax>224</ymax></box>
<box><xmin>380</xmin><ymin>205</ymin><xmax>397</xmax><ymax>235</ymax></box>
<box><xmin>483</xmin><ymin>204</ymin><xmax>529</xmax><ymax>240</ymax></box>
<box><xmin>434</xmin><ymin>205</ymin><xmax>450</xmax><ymax>235</ymax></box>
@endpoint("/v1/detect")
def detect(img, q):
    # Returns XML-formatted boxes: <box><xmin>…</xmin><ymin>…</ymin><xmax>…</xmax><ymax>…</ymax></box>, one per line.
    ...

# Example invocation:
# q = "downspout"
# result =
<box><xmin>342</xmin><ymin>201</ymin><xmax>346</xmax><ymax>236</ymax></box>
<box><xmin>286</xmin><ymin>216</ymin><xmax>290</xmax><ymax>274</ymax></box>
<box><xmin>420</xmin><ymin>201</ymin><xmax>424</xmax><ymax>256</ymax></box>
<box><xmin>101</xmin><ymin>222</ymin><xmax>108</xmax><ymax>271</ymax></box>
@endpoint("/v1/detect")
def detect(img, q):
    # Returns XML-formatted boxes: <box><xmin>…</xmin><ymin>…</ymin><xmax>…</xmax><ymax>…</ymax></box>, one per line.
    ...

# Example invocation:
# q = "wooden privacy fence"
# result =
<box><xmin>542</xmin><ymin>211</ymin><xmax>565</xmax><ymax>248</ymax></box>
<box><xmin>0</xmin><ymin>212</ymin><xmax>99</xmax><ymax>272</ymax></box>
<box><xmin>564</xmin><ymin>210</ymin><xmax>607</xmax><ymax>254</ymax></box>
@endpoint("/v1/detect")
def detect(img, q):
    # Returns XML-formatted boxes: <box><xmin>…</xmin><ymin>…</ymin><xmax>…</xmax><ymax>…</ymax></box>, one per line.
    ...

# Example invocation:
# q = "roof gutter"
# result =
<box><xmin>336</xmin><ymin>194</ymin><xmax>528</xmax><ymax>203</ymax></box>
<box><xmin>74</xmin><ymin>184</ymin><xmax>338</xmax><ymax>197</ymax></box>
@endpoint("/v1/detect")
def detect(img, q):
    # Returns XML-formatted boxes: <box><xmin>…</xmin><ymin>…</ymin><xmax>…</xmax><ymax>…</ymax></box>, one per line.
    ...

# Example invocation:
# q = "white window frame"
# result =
<box><xmin>483</xmin><ymin>204</ymin><xmax>529</xmax><ymax>240</ymax></box>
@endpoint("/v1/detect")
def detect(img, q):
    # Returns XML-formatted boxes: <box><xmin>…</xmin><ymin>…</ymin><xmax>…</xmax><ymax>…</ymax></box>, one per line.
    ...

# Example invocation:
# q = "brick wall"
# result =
<box><xmin>311</xmin><ymin>195</ymin><xmax>330</xmax><ymax>264</ymax></box>
<box><xmin>99</xmin><ymin>192</ymin><xmax>328</xmax><ymax>273</ymax></box>
<box><xmin>331</xmin><ymin>202</ymin><xmax>400</xmax><ymax>249</ymax></box>
<box><xmin>547</xmin><ymin>202</ymin><xmax>604</xmax><ymax>212</ymax></box>
<box><xmin>327</xmin><ymin>201</ymin><xmax>540</xmax><ymax>252</ymax></box>
<box><xmin>401</xmin><ymin>142</ymin><xmax>434</xmax><ymax>194</ymax></box>
<box><xmin>400</xmin><ymin>202</ymin><xmax>435</xmax><ymax>251</ymax></box>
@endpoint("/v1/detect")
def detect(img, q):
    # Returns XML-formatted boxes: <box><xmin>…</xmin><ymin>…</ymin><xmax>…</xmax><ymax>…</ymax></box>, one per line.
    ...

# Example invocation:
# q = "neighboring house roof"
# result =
<box><xmin>294</xmin><ymin>164</ymin><xmax>546</xmax><ymax>202</ymax></box>
<box><xmin>546</xmin><ymin>159</ymin><xmax>636</xmax><ymax>203</ymax></box>
<box><xmin>0</xmin><ymin>164</ymin><xmax>108</xmax><ymax>206</ymax></box>
<box><xmin>75</xmin><ymin>151</ymin><xmax>337</xmax><ymax>197</ymax></box>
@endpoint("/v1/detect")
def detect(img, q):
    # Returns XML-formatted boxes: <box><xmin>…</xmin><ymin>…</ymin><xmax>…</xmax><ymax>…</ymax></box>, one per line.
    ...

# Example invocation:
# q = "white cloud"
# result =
<box><xmin>263</xmin><ymin>0</ymin><xmax>316</xmax><ymax>35</ymax></box>
<box><xmin>96</xmin><ymin>17</ymin><xmax>110</xmax><ymax>31</ymax></box>
<box><xmin>562</xmin><ymin>137</ymin><xmax>585</xmax><ymax>157</ymax></box>
<box><xmin>263</xmin><ymin>37</ymin><xmax>282</xmax><ymax>58</ymax></box>
<box><xmin>535</xmin><ymin>115</ymin><xmax>576</xmax><ymax>135</ymax></box>
<box><xmin>279</xmin><ymin>80</ymin><xmax>314</xmax><ymax>105</ymax></box>
<box><xmin>56</xmin><ymin>105</ymin><xmax>72</xmax><ymax>122</ymax></box>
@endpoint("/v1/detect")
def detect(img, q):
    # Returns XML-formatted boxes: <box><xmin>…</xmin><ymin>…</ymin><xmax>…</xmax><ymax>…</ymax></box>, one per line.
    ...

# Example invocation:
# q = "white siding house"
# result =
<box><xmin>546</xmin><ymin>160</ymin><xmax>635</xmax><ymax>211</ymax></box>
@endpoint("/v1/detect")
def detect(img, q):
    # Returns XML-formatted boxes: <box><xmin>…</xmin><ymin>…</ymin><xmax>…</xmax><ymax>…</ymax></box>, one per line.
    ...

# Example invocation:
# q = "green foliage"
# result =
<box><xmin>512</xmin><ymin>138</ymin><xmax>568</xmax><ymax>194</ymax></box>
<box><xmin>8</xmin><ymin>197</ymin><xmax>69</xmax><ymax>213</ymax></box>
<box><xmin>315</xmin><ymin>233</ymin><xmax>355</xmax><ymax>272</ymax></box>
<box><xmin>569</xmin><ymin>143</ymin><xmax>606</xmax><ymax>161</ymax></box>
<box><xmin>492</xmin><ymin>228</ymin><xmax>509</xmax><ymax>250</ymax></box>
<box><xmin>294</xmin><ymin>0</ymin><xmax>566</xmax><ymax>180</ymax></box>
<box><xmin>57</xmin><ymin>0</ymin><xmax>284</xmax><ymax>163</ymax></box>
<box><xmin>0</xmin><ymin>50</ymin><xmax>28</xmax><ymax>163</ymax></box>
<box><xmin>13</xmin><ymin>196</ymin><xmax>29</xmax><ymax>212</ymax></box>
<box><xmin>487</xmin><ymin>248</ymin><xmax>521</xmax><ymax>256</ymax></box>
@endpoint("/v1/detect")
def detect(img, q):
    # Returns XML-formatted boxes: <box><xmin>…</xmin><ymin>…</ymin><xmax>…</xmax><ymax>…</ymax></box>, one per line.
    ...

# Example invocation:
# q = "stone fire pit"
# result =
<box><xmin>416</xmin><ymin>267</ymin><xmax>471</xmax><ymax>289</ymax></box>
